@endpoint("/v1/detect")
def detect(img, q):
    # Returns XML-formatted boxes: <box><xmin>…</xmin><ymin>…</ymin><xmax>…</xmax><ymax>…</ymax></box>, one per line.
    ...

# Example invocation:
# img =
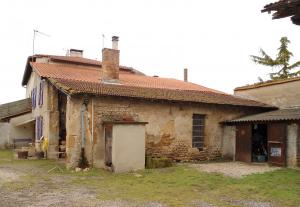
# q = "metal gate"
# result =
<box><xmin>268</xmin><ymin>123</ymin><xmax>286</xmax><ymax>166</ymax></box>
<box><xmin>236</xmin><ymin>124</ymin><xmax>252</xmax><ymax>163</ymax></box>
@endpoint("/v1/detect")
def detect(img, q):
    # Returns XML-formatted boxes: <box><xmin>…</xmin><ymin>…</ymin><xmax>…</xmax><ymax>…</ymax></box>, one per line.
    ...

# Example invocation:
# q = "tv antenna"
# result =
<box><xmin>102</xmin><ymin>34</ymin><xmax>105</xmax><ymax>49</ymax></box>
<box><xmin>33</xmin><ymin>29</ymin><xmax>50</xmax><ymax>55</ymax></box>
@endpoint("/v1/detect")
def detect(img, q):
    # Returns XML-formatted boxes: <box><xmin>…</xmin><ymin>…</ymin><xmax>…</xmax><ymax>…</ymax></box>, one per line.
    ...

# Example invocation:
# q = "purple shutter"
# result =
<box><xmin>35</xmin><ymin>117</ymin><xmax>39</xmax><ymax>140</ymax></box>
<box><xmin>34</xmin><ymin>87</ymin><xmax>37</xmax><ymax>108</ymax></box>
<box><xmin>31</xmin><ymin>90</ymin><xmax>34</xmax><ymax>108</ymax></box>
<box><xmin>40</xmin><ymin>82</ymin><xmax>44</xmax><ymax>106</ymax></box>
<box><xmin>40</xmin><ymin>116</ymin><xmax>43</xmax><ymax>138</ymax></box>
<box><xmin>32</xmin><ymin>88</ymin><xmax>36</xmax><ymax>109</ymax></box>
<box><xmin>38</xmin><ymin>82</ymin><xmax>41</xmax><ymax>106</ymax></box>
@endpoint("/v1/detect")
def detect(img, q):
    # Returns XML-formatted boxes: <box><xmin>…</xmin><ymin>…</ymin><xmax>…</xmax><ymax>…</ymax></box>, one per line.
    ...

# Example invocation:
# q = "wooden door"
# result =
<box><xmin>268</xmin><ymin>123</ymin><xmax>286</xmax><ymax>166</ymax></box>
<box><xmin>104</xmin><ymin>125</ymin><xmax>113</xmax><ymax>167</ymax></box>
<box><xmin>236</xmin><ymin>124</ymin><xmax>252</xmax><ymax>163</ymax></box>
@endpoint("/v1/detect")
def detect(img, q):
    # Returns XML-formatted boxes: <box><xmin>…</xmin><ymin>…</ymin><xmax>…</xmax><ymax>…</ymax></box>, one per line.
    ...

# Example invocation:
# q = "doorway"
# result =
<box><xmin>251</xmin><ymin>124</ymin><xmax>268</xmax><ymax>162</ymax></box>
<box><xmin>104</xmin><ymin>125</ymin><xmax>113</xmax><ymax>167</ymax></box>
<box><xmin>235</xmin><ymin>123</ymin><xmax>268</xmax><ymax>163</ymax></box>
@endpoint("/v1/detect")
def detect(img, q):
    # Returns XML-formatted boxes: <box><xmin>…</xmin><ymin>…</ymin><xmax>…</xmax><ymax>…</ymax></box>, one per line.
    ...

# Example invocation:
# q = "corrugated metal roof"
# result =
<box><xmin>0</xmin><ymin>98</ymin><xmax>32</xmax><ymax>120</ymax></box>
<box><xmin>225</xmin><ymin>108</ymin><xmax>300</xmax><ymax>123</ymax></box>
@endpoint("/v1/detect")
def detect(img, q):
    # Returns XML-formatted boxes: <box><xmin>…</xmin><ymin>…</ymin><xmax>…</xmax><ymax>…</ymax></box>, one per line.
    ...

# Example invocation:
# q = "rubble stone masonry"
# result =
<box><xmin>65</xmin><ymin>95</ymin><xmax>262</xmax><ymax>168</ymax></box>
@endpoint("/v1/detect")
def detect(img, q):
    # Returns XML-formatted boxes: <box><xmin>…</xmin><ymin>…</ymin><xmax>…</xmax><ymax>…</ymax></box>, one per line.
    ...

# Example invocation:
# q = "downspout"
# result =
<box><xmin>91</xmin><ymin>97</ymin><xmax>94</xmax><ymax>167</ymax></box>
<box><xmin>81</xmin><ymin>103</ymin><xmax>87</xmax><ymax>148</ymax></box>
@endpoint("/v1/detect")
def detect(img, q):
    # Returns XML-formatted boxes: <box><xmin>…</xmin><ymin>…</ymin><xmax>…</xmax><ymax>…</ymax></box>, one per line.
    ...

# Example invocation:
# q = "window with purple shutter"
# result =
<box><xmin>38</xmin><ymin>81</ymin><xmax>44</xmax><ymax>106</ymax></box>
<box><xmin>40</xmin><ymin>116</ymin><xmax>43</xmax><ymax>139</ymax></box>
<box><xmin>31</xmin><ymin>90</ymin><xmax>34</xmax><ymax>107</ymax></box>
<box><xmin>32</xmin><ymin>87</ymin><xmax>37</xmax><ymax>109</ymax></box>
<box><xmin>35</xmin><ymin>116</ymin><xmax>39</xmax><ymax>140</ymax></box>
<box><xmin>35</xmin><ymin>116</ymin><xmax>43</xmax><ymax>140</ymax></box>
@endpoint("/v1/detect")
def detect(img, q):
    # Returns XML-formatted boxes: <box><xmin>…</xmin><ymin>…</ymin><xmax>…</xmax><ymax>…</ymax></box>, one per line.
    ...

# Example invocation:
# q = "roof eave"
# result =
<box><xmin>21</xmin><ymin>56</ymin><xmax>34</xmax><ymax>86</ymax></box>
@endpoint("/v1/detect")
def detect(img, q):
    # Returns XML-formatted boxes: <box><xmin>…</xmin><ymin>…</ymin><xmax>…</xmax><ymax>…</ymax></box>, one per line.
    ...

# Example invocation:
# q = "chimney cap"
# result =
<box><xmin>112</xmin><ymin>36</ymin><xmax>119</xmax><ymax>41</ymax></box>
<box><xmin>70</xmin><ymin>48</ymin><xmax>83</xmax><ymax>53</ymax></box>
<box><xmin>68</xmin><ymin>49</ymin><xmax>84</xmax><ymax>57</ymax></box>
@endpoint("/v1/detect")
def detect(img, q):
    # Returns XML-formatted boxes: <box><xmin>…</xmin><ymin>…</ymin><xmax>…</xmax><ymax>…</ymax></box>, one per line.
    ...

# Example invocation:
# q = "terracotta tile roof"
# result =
<box><xmin>22</xmin><ymin>54</ymin><xmax>143</xmax><ymax>86</ymax></box>
<box><xmin>234</xmin><ymin>77</ymin><xmax>300</xmax><ymax>91</ymax></box>
<box><xmin>0</xmin><ymin>98</ymin><xmax>32</xmax><ymax>120</ymax></box>
<box><xmin>224</xmin><ymin>108</ymin><xmax>300</xmax><ymax>123</ymax></box>
<box><xmin>48</xmin><ymin>78</ymin><xmax>273</xmax><ymax>108</ymax></box>
<box><xmin>31</xmin><ymin>62</ymin><xmax>224</xmax><ymax>93</ymax></box>
<box><xmin>29</xmin><ymin>62</ymin><xmax>273</xmax><ymax>108</ymax></box>
<box><xmin>33</xmin><ymin>54</ymin><xmax>140</xmax><ymax>72</ymax></box>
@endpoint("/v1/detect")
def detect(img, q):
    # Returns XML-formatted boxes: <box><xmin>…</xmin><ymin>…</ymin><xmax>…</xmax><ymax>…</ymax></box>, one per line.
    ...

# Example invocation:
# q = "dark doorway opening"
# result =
<box><xmin>58</xmin><ymin>91</ymin><xmax>67</xmax><ymax>158</ymax></box>
<box><xmin>252</xmin><ymin>124</ymin><xmax>268</xmax><ymax>162</ymax></box>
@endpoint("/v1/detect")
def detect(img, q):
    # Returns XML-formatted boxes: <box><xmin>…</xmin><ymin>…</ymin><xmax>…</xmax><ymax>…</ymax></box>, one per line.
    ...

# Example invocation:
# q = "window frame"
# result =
<box><xmin>192</xmin><ymin>114</ymin><xmax>205</xmax><ymax>151</ymax></box>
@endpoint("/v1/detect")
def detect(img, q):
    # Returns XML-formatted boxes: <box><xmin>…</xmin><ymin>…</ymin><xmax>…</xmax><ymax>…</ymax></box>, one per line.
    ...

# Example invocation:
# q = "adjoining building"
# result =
<box><xmin>0</xmin><ymin>98</ymin><xmax>33</xmax><ymax>149</ymax></box>
<box><xmin>222</xmin><ymin>79</ymin><xmax>300</xmax><ymax>167</ymax></box>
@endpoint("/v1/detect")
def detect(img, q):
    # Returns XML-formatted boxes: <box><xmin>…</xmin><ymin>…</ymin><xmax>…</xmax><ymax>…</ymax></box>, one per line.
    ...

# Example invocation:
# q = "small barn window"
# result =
<box><xmin>192</xmin><ymin>114</ymin><xmax>205</xmax><ymax>150</ymax></box>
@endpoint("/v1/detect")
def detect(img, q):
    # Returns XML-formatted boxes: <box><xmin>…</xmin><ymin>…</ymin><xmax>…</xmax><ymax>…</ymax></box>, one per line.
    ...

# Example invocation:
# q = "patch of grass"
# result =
<box><xmin>0</xmin><ymin>150</ymin><xmax>299</xmax><ymax>207</ymax></box>
<box><xmin>0</xmin><ymin>149</ymin><xmax>13</xmax><ymax>162</ymax></box>
<box><xmin>70</xmin><ymin>166</ymin><xmax>300</xmax><ymax>207</ymax></box>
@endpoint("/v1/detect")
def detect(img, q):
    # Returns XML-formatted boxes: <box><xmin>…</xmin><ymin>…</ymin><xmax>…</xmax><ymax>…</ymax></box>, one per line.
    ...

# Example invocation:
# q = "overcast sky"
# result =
<box><xmin>0</xmin><ymin>0</ymin><xmax>299</xmax><ymax>104</ymax></box>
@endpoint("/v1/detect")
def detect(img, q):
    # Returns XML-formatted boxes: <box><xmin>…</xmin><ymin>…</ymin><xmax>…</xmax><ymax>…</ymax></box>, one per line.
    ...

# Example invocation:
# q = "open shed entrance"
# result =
<box><xmin>236</xmin><ymin>123</ymin><xmax>286</xmax><ymax>166</ymax></box>
<box><xmin>252</xmin><ymin>124</ymin><xmax>268</xmax><ymax>162</ymax></box>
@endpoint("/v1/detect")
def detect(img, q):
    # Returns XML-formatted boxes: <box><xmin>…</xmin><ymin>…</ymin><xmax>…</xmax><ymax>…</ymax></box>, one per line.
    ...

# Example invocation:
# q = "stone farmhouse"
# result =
<box><xmin>1</xmin><ymin>36</ymin><xmax>298</xmax><ymax>172</ymax></box>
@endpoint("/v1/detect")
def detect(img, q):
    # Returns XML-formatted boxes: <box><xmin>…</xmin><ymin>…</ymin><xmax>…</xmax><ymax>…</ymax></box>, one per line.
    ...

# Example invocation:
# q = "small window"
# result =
<box><xmin>192</xmin><ymin>114</ymin><xmax>205</xmax><ymax>150</ymax></box>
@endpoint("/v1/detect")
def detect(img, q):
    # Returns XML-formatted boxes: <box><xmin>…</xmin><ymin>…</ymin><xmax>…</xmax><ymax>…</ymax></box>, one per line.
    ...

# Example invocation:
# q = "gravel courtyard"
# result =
<box><xmin>190</xmin><ymin>162</ymin><xmax>281</xmax><ymax>178</ymax></box>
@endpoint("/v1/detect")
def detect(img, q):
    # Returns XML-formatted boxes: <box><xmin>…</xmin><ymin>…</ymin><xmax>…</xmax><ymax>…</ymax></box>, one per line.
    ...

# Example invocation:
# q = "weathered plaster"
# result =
<box><xmin>235</xmin><ymin>80</ymin><xmax>300</xmax><ymax>108</ymax></box>
<box><xmin>112</xmin><ymin>124</ymin><xmax>146</xmax><ymax>172</ymax></box>
<box><xmin>222</xmin><ymin>126</ymin><xmax>236</xmax><ymax>160</ymax></box>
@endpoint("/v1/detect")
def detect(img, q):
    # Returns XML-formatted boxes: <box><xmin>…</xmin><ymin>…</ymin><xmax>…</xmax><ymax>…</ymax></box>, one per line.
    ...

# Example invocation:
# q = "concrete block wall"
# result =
<box><xmin>222</xmin><ymin>126</ymin><xmax>236</xmax><ymax>160</ymax></box>
<box><xmin>287</xmin><ymin>123</ymin><xmax>298</xmax><ymax>167</ymax></box>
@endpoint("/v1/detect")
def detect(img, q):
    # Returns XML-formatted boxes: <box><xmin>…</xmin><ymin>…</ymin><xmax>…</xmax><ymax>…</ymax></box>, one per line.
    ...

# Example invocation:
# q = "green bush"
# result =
<box><xmin>145</xmin><ymin>156</ymin><xmax>172</xmax><ymax>169</ymax></box>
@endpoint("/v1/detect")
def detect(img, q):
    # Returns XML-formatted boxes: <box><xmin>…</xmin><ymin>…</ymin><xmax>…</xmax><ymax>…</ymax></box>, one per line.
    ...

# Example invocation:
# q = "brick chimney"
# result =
<box><xmin>184</xmin><ymin>68</ymin><xmax>188</xmax><ymax>82</ymax></box>
<box><xmin>69</xmin><ymin>49</ymin><xmax>83</xmax><ymax>57</ymax></box>
<box><xmin>101</xmin><ymin>36</ymin><xmax>120</xmax><ymax>83</ymax></box>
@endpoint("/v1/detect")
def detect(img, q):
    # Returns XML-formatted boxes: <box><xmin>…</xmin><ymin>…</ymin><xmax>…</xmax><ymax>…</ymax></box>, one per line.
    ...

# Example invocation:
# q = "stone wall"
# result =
<box><xmin>65</xmin><ymin>95</ymin><xmax>263</xmax><ymax>168</ymax></box>
<box><xmin>235</xmin><ymin>80</ymin><xmax>300</xmax><ymax>108</ymax></box>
